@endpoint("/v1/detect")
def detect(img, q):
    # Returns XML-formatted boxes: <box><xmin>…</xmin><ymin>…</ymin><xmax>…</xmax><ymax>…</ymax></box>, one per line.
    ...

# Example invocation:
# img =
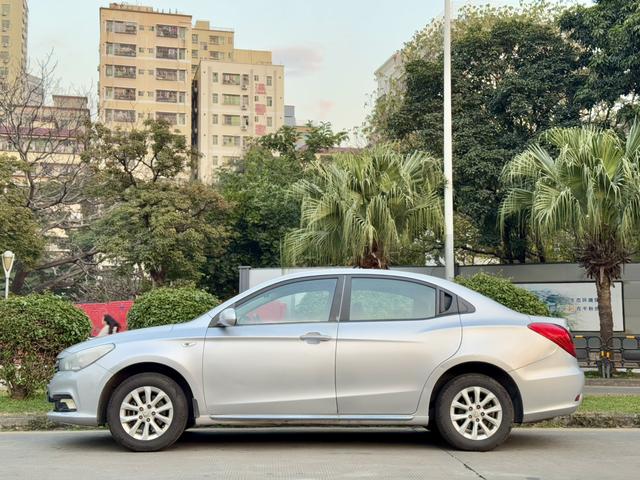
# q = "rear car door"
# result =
<box><xmin>203</xmin><ymin>276</ymin><xmax>343</xmax><ymax>416</ymax></box>
<box><xmin>336</xmin><ymin>275</ymin><xmax>462</xmax><ymax>415</ymax></box>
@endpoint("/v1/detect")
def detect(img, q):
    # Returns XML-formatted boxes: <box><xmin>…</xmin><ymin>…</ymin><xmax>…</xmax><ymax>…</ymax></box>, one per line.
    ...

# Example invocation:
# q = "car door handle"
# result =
<box><xmin>299</xmin><ymin>332</ymin><xmax>332</xmax><ymax>343</ymax></box>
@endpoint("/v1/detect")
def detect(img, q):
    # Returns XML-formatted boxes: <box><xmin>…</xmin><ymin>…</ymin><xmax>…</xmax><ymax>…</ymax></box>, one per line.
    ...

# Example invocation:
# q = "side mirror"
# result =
<box><xmin>216</xmin><ymin>308</ymin><xmax>237</xmax><ymax>327</ymax></box>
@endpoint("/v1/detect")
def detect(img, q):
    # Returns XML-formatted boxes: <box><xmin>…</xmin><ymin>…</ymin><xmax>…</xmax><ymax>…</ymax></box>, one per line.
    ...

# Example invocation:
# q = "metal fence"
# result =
<box><xmin>574</xmin><ymin>335</ymin><xmax>640</xmax><ymax>376</ymax></box>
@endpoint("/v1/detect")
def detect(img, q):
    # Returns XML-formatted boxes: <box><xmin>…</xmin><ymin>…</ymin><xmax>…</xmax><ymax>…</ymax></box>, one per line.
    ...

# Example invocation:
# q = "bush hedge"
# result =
<box><xmin>0</xmin><ymin>294</ymin><xmax>91</xmax><ymax>399</ymax></box>
<box><xmin>127</xmin><ymin>287</ymin><xmax>220</xmax><ymax>330</ymax></box>
<box><xmin>456</xmin><ymin>272</ymin><xmax>550</xmax><ymax>316</ymax></box>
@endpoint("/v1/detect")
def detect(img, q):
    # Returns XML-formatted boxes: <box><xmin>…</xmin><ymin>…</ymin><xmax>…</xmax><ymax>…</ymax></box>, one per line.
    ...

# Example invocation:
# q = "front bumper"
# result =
<box><xmin>512</xmin><ymin>347</ymin><xmax>584</xmax><ymax>423</ymax></box>
<box><xmin>46</xmin><ymin>361</ymin><xmax>111</xmax><ymax>427</ymax></box>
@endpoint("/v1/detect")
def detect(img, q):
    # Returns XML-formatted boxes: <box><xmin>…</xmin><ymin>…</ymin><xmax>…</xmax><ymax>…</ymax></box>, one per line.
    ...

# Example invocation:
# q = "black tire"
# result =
<box><xmin>434</xmin><ymin>373</ymin><xmax>513</xmax><ymax>451</ymax></box>
<box><xmin>106</xmin><ymin>373</ymin><xmax>188</xmax><ymax>452</ymax></box>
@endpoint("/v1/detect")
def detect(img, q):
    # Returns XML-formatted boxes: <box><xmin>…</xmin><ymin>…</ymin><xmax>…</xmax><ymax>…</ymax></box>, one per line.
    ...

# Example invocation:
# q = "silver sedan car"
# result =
<box><xmin>47</xmin><ymin>269</ymin><xmax>584</xmax><ymax>452</ymax></box>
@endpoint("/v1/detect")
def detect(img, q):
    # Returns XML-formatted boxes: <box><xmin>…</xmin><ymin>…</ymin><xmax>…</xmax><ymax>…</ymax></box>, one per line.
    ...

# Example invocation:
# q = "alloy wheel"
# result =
<box><xmin>119</xmin><ymin>386</ymin><xmax>174</xmax><ymax>441</ymax></box>
<box><xmin>449</xmin><ymin>386</ymin><xmax>503</xmax><ymax>440</ymax></box>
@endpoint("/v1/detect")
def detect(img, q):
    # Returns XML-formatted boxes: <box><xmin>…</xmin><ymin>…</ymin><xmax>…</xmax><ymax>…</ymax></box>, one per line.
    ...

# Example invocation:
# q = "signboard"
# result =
<box><xmin>518</xmin><ymin>282</ymin><xmax>624</xmax><ymax>332</ymax></box>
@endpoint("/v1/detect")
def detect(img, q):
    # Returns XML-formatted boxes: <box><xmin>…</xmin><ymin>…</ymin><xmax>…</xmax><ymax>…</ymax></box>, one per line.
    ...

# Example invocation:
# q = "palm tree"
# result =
<box><xmin>284</xmin><ymin>145</ymin><xmax>443</xmax><ymax>268</ymax></box>
<box><xmin>500</xmin><ymin>124</ymin><xmax>640</xmax><ymax>347</ymax></box>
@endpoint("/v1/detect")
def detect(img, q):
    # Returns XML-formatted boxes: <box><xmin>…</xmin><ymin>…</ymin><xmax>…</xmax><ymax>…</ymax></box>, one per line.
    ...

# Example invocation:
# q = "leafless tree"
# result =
<box><xmin>0</xmin><ymin>54</ymin><xmax>99</xmax><ymax>294</ymax></box>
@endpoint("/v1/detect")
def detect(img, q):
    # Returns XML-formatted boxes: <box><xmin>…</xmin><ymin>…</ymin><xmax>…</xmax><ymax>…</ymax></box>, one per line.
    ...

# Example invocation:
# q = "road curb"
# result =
<box><xmin>525</xmin><ymin>413</ymin><xmax>640</xmax><ymax>428</ymax></box>
<box><xmin>2</xmin><ymin>413</ymin><xmax>640</xmax><ymax>431</ymax></box>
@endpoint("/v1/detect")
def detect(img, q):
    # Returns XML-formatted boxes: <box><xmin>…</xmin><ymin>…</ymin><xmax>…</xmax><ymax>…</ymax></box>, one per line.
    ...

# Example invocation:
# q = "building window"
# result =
<box><xmin>212</xmin><ymin>93</ymin><xmax>218</xmax><ymax>104</ymax></box>
<box><xmin>254</xmin><ymin>116</ymin><xmax>259</xmax><ymax>123</ymax></box>
<box><xmin>138</xmin><ymin>91</ymin><xmax>144</xmax><ymax>97</ymax></box>
<box><xmin>192</xmin><ymin>34</ymin><xmax>198</xmax><ymax>43</ymax></box>
<box><xmin>1</xmin><ymin>5</ymin><xmax>9</xmax><ymax>16</ymax></box>
<box><xmin>192</xmin><ymin>49</ymin><xmax>198</xmax><ymax>58</ymax></box>
<box><xmin>222</xmin><ymin>94</ymin><xmax>241</xmax><ymax>106</ymax></box>
<box><xmin>212</xmin><ymin>72</ymin><xmax>218</xmax><ymax>83</ymax></box>
<box><xmin>210</xmin><ymin>51</ymin><xmax>224</xmax><ymax>60</ymax></box>
<box><xmin>156</xmin><ymin>47</ymin><xmax>185</xmax><ymax>60</ymax></box>
<box><xmin>156</xmin><ymin>68</ymin><xmax>178</xmax><ymax>81</ymax></box>
<box><xmin>209</xmin><ymin>35</ymin><xmax>225</xmax><ymax>45</ymax></box>
<box><xmin>254</xmin><ymin>75</ymin><xmax>259</xmax><ymax>82</ymax></box>
<box><xmin>267</xmin><ymin>117</ymin><xmax>273</xmax><ymax>127</ymax></box>
<box><xmin>223</xmin><ymin>115</ymin><xmax>241</xmax><ymax>126</ymax></box>
<box><xmin>267</xmin><ymin>76</ymin><xmax>273</xmax><ymax>86</ymax></box>
<box><xmin>254</xmin><ymin>95</ymin><xmax>259</xmax><ymax>102</ymax></box>
<box><xmin>106</xmin><ymin>42</ymin><xmax>136</xmax><ymax>57</ymax></box>
<box><xmin>138</xmin><ymin>47</ymin><xmax>145</xmax><ymax>53</ymax></box>
<box><xmin>1</xmin><ymin>20</ymin><xmax>9</xmax><ymax>33</ymax></box>
<box><xmin>156</xmin><ymin>25</ymin><xmax>178</xmax><ymax>38</ymax></box>
<box><xmin>222</xmin><ymin>73</ymin><xmax>241</xmax><ymax>85</ymax></box>
<box><xmin>223</xmin><ymin>135</ymin><xmax>241</xmax><ymax>147</ymax></box>
<box><xmin>178</xmin><ymin>70</ymin><xmax>186</xmax><ymax>81</ymax></box>
<box><xmin>106</xmin><ymin>109</ymin><xmax>135</xmax><ymax>123</ymax></box>
<box><xmin>156</xmin><ymin>112</ymin><xmax>178</xmax><ymax>125</ymax></box>
<box><xmin>178</xmin><ymin>92</ymin><xmax>186</xmax><ymax>103</ymax></box>
<box><xmin>267</xmin><ymin>96</ymin><xmax>273</xmax><ymax>107</ymax></box>
<box><xmin>211</xmin><ymin>135</ymin><xmax>218</xmax><ymax>145</ymax></box>
<box><xmin>156</xmin><ymin>90</ymin><xmax>178</xmax><ymax>103</ymax></box>
<box><xmin>223</xmin><ymin>156</ymin><xmax>241</xmax><ymax>164</ymax></box>
<box><xmin>113</xmin><ymin>87</ymin><xmax>136</xmax><ymax>101</ymax></box>
<box><xmin>212</xmin><ymin>114</ymin><xmax>218</xmax><ymax>124</ymax></box>
<box><xmin>106</xmin><ymin>65</ymin><xmax>136</xmax><ymax>79</ymax></box>
<box><xmin>106</xmin><ymin>20</ymin><xmax>137</xmax><ymax>34</ymax></box>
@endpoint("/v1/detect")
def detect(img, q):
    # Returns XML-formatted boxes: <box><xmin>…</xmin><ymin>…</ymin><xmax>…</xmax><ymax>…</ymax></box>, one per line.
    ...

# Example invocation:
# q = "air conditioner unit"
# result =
<box><xmin>241</xmin><ymin>84</ymin><xmax>248</xmax><ymax>90</ymax></box>
<box><xmin>241</xmin><ymin>104</ymin><xmax>248</xmax><ymax>110</ymax></box>
<box><xmin>241</xmin><ymin>125</ymin><xmax>247</xmax><ymax>131</ymax></box>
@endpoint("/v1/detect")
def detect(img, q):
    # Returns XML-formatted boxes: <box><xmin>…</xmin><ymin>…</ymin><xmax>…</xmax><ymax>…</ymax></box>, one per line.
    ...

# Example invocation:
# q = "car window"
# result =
<box><xmin>236</xmin><ymin>278</ymin><xmax>338</xmax><ymax>325</ymax></box>
<box><xmin>349</xmin><ymin>278</ymin><xmax>436</xmax><ymax>321</ymax></box>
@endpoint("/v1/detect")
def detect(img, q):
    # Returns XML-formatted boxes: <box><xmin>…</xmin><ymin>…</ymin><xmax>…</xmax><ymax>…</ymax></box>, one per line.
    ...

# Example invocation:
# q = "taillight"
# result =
<box><xmin>528</xmin><ymin>322</ymin><xmax>576</xmax><ymax>357</ymax></box>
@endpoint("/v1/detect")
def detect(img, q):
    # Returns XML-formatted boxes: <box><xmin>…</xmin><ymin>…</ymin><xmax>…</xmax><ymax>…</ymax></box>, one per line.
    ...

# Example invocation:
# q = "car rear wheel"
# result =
<box><xmin>434</xmin><ymin>373</ymin><xmax>513</xmax><ymax>451</ymax></box>
<box><xmin>106</xmin><ymin>373</ymin><xmax>188</xmax><ymax>452</ymax></box>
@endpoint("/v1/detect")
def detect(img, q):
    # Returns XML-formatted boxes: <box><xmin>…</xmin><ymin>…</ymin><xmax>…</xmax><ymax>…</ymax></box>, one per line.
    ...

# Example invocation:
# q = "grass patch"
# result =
<box><xmin>579</xmin><ymin>395</ymin><xmax>640</xmax><ymax>414</ymax></box>
<box><xmin>0</xmin><ymin>391</ymin><xmax>50</xmax><ymax>415</ymax></box>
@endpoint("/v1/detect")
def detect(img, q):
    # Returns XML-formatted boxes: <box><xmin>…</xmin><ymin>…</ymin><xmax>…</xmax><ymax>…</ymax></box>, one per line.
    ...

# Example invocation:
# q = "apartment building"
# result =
<box><xmin>191</xmin><ymin>20</ymin><xmax>234</xmax><ymax>75</ymax></box>
<box><xmin>98</xmin><ymin>4</ymin><xmax>192</xmax><ymax>139</ymax></box>
<box><xmin>0</xmin><ymin>0</ymin><xmax>28</xmax><ymax>84</ymax></box>
<box><xmin>194</xmin><ymin>58</ymin><xmax>284</xmax><ymax>183</ymax></box>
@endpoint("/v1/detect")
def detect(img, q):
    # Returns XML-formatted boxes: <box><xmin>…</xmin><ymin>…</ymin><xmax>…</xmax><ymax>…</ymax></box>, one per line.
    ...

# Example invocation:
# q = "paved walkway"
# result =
<box><xmin>583</xmin><ymin>385</ymin><xmax>640</xmax><ymax>395</ymax></box>
<box><xmin>1</xmin><ymin>428</ymin><xmax>639</xmax><ymax>479</ymax></box>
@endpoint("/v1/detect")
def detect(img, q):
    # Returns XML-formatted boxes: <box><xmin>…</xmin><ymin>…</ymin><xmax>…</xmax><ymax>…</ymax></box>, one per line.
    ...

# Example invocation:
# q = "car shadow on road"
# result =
<box><xmin>53</xmin><ymin>427</ymin><xmax>559</xmax><ymax>453</ymax></box>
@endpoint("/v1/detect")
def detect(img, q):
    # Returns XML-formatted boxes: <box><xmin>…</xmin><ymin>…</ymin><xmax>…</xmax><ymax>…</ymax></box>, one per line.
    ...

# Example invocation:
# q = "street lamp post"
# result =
<box><xmin>443</xmin><ymin>0</ymin><xmax>455</xmax><ymax>281</ymax></box>
<box><xmin>2</xmin><ymin>250</ymin><xmax>15</xmax><ymax>300</ymax></box>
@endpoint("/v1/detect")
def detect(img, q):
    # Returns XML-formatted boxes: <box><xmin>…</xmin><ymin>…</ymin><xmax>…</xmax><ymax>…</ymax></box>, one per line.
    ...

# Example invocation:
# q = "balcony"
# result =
<box><xmin>156</xmin><ymin>112</ymin><xmax>177</xmax><ymax>125</ymax></box>
<box><xmin>108</xmin><ymin>43</ymin><xmax>136</xmax><ymax>57</ymax></box>
<box><xmin>113</xmin><ymin>88</ymin><xmax>136</xmax><ymax>101</ymax></box>
<box><xmin>156</xmin><ymin>68</ymin><xmax>178</xmax><ymax>81</ymax></box>
<box><xmin>156</xmin><ymin>90</ymin><xmax>178</xmax><ymax>103</ymax></box>
<box><xmin>113</xmin><ymin>65</ymin><xmax>136</xmax><ymax>78</ymax></box>
<box><xmin>156</xmin><ymin>47</ymin><xmax>185</xmax><ymax>60</ymax></box>
<box><xmin>156</xmin><ymin>25</ymin><xmax>178</xmax><ymax>38</ymax></box>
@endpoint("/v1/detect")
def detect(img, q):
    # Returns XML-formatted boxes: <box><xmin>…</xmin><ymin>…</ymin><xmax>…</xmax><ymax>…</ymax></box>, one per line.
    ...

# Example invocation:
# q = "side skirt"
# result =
<box><xmin>195</xmin><ymin>414</ymin><xmax>429</xmax><ymax>427</ymax></box>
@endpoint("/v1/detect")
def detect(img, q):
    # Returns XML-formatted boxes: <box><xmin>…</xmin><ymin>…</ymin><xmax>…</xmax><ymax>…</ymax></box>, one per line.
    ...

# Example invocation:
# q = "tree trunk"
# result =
<box><xmin>150</xmin><ymin>268</ymin><xmax>166</xmax><ymax>287</ymax></box>
<box><xmin>359</xmin><ymin>244</ymin><xmax>388</xmax><ymax>269</ymax></box>
<box><xmin>595</xmin><ymin>273</ymin><xmax>614</xmax><ymax>352</ymax></box>
<box><xmin>10</xmin><ymin>266</ymin><xmax>28</xmax><ymax>295</ymax></box>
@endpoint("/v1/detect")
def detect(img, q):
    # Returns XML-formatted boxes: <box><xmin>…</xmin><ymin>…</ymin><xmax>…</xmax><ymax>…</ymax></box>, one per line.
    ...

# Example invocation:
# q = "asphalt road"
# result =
<box><xmin>2</xmin><ymin>428</ymin><xmax>639</xmax><ymax>479</ymax></box>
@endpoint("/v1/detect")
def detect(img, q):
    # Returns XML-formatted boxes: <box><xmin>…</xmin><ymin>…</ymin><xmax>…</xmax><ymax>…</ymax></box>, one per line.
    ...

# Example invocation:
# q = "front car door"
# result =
<box><xmin>203</xmin><ymin>276</ymin><xmax>343</xmax><ymax>416</ymax></box>
<box><xmin>336</xmin><ymin>275</ymin><xmax>462</xmax><ymax>415</ymax></box>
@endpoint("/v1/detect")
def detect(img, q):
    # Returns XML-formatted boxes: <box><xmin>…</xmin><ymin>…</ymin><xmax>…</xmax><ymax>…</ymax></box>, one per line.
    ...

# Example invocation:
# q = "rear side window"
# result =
<box><xmin>349</xmin><ymin>278</ymin><xmax>436</xmax><ymax>321</ymax></box>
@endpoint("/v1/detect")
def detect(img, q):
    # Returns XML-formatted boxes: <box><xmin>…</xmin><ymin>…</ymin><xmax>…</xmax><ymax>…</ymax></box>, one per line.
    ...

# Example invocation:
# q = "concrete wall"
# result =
<box><xmin>240</xmin><ymin>264</ymin><xmax>640</xmax><ymax>334</ymax></box>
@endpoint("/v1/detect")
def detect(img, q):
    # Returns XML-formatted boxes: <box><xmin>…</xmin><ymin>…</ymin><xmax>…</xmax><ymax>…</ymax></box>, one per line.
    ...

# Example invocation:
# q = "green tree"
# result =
<box><xmin>370</xmin><ymin>3</ymin><xmax>583</xmax><ymax>263</ymax></box>
<box><xmin>84</xmin><ymin>120</ymin><xmax>228</xmax><ymax>287</ymax></box>
<box><xmin>559</xmin><ymin>0</ymin><xmax>640</xmax><ymax>128</ymax></box>
<box><xmin>500</xmin><ymin>124</ymin><xmax>640</xmax><ymax>347</ymax></box>
<box><xmin>0</xmin><ymin>156</ymin><xmax>44</xmax><ymax>268</ymax></box>
<box><xmin>206</xmin><ymin>123</ymin><xmax>347</xmax><ymax>297</ymax></box>
<box><xmin>284</xmin><ymin>145</ymin><xmax>443</xmax><ymax>268</ymax></box>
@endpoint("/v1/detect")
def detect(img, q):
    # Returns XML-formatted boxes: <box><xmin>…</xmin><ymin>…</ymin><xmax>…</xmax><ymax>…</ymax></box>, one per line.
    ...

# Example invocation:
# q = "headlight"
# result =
<box><xmin>58</xmin><ymin>344</ymin><xmax>115</xmax><ymax>372</ymax></box>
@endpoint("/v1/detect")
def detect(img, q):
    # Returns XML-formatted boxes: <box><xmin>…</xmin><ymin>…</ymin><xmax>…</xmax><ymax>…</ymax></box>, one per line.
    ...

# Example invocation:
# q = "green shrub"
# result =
<box><xmin>127</xmin><ymin>287</ymin><xmax>220</xmax><ymax>330</ymax></box>
<box><xmin>456</xmin><ymin>272</ymin><xmax>550</xmax><ymax>316</ymax></box>
<box><xmin>0</xmin><ymin>294</ymin><xmax>91</xmax><ymax>399</ymax></box>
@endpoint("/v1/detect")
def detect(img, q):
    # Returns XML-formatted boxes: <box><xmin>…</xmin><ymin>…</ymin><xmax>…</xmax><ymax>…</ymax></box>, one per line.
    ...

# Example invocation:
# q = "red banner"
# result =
<box><xmin>255</xmin><ymin>124</ymin><xmax>266</xmax><ymax>135</ymax></box>
<box><xmin>256</xmin><ymin>83</ymin><xmax>266</xmax><ymax>94</ymax></box>
<box><xmin>255</xmin><ymin>103</ymin><xmax>266</xmax><ymax>115</ymax></box>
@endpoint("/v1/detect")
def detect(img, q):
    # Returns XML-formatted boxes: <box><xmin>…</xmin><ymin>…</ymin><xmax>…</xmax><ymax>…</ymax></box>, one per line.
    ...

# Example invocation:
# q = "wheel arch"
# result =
<box><xmin>97</xmin><ymin>362</ymin><xmax>197</xmax><ymax>426</ymax></box>
<box><xmin>428</xmin><ymin>361</ymin><xmax>524</xmax><ymax>424</ymax></box>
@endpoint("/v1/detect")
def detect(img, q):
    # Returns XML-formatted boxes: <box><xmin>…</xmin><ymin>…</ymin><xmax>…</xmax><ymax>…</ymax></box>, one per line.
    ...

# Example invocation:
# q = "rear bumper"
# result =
<box><xmin>512</xmin><ymin>348</ymin><xmax>584</xmax><ymax>423</ymax></box>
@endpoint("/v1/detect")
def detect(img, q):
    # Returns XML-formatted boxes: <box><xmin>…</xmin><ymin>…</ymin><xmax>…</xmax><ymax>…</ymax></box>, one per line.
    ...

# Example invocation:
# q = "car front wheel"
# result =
<box><xmin>106</xmin><ymin>373</ymin><xmax>188</xmax><ymax>452</ymax></box>
<box><xmin>434</xmin><ymin>373</ymin><xmax>514</xmax><ymax>451</ymax></box>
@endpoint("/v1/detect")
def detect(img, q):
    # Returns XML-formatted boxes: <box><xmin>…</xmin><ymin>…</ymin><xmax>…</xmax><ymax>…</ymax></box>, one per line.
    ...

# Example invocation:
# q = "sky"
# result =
<box><xmin>28</xmin><ymin>0</ymin><xmax>530</xmax><ymax>137</ymax></box>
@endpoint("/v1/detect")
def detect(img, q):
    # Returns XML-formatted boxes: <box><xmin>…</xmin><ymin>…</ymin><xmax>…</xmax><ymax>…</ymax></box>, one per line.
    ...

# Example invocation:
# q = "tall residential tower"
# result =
<box><xmin>0</xmin><ymin>0</ymin><xmax>28</xmax><ymax>84</ymax></box>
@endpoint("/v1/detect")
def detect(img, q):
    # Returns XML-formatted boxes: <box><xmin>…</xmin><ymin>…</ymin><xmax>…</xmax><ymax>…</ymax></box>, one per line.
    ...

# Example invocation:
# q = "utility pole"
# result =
<box><xmin>443</xmin><ymin>0</ymin><xmax>455</xmax><ymax>281</ymax></box>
